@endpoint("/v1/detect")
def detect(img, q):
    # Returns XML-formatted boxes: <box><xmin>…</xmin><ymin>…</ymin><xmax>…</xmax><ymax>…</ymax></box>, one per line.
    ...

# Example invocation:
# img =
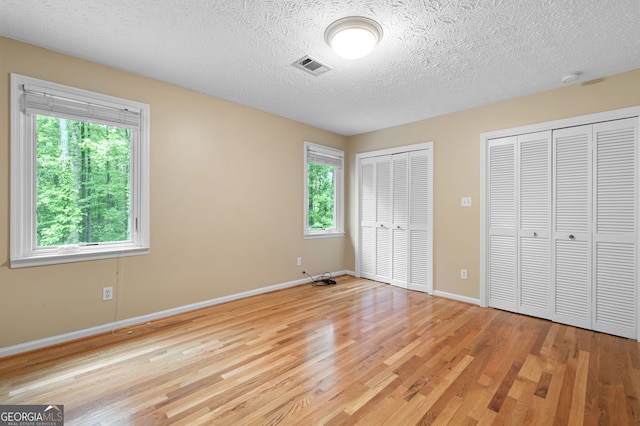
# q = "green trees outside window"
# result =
<box><xmin>307</xmin><ymin>163</ymin><xmax>336</xmax><ymax>229</ymax></box>
<box><xmin>36</xmin><ymin>115</ymin><xmax>131</xmax><ymax>247</ymax></box>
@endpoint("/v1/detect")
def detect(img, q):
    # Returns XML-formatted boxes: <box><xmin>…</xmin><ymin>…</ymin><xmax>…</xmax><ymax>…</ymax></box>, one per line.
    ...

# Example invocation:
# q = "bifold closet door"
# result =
<box><xmin>358</xmin><ymin>155</ymin><xmax>394</xmax><ymax>284</ymax></box>
<box><xmin>375</xmin><ymin>156</ymin><xmax>393</xmax><ymax>283</ymax></box>
<box><xmin>408</xmin><ymin>150</ymin><xmax>432</xmax><ymax>292</ymax></box>
<box><xmin>359</xmin><ymin>148</ymin><xmax>433</xmax><ymax>293</ymax></box>
<box><xmin>487</xmin><ymin>131</ymin><xmax>551</xmax><ymax>316</ymax></box>
<box><xmin>592</xmin><ymin>118</ymin><xmax>637</xmax><ymax>339</ymax></box>
<box><xmin>518</xmin><ymin>131</ymin><xmax>551</xmax><ymax>319</ymax></box>
<box><xmin>391</xmin><ymin>153</ymin><xmax>409</xmax><ymax>288</ymax></box>
<box><xmin>552</xmin><ymin>118</ymin><xmax>638</xmax><ymax>337</ymax></box>
<box><xmin>487</xmin><ymin>137</ymin><xmax>517</xmax><ymax>312</ymax></box>
<box><xmin>360</xmin><ymin>157</ymin><xmax>376</xmax><ymax>280</ymax></box>
<box><xmin>486</xmin><ymin>114</ymin><xmax>638</xmax><ymax>339</ymax></box>
<box><xmin>552</xmin><ymin>124</ymin><xmax>592</xmax><ymax>330</ymax></box>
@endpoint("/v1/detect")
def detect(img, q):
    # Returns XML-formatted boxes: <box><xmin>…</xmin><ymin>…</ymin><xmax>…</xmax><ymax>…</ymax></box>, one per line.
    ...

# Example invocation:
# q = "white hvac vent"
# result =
<box><xmin>292</xmin><ymin>55</ymin><xmax>332</xmax><ymax>76</ymax></box>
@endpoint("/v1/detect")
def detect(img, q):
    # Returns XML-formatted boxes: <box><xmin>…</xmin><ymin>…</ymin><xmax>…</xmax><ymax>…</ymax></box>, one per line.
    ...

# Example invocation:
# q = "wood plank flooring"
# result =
<box><xmin>1</xmin><ymin>275</ymin><xmax>640</xmax><ymax>425</ymax></box>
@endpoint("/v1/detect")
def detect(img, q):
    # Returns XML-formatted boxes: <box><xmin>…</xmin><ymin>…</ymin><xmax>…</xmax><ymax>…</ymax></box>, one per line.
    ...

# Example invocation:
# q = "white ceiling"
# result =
<box><xmin>1</xmin><ymin>0</ymin><xmax>639</xmax><ymax>136</ymax></box>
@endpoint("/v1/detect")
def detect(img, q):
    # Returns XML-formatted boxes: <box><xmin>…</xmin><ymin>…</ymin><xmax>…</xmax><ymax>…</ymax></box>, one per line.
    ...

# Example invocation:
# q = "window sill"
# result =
<box><xmin>304</xmin><ymin>232</ymin><xmax>345</xmax><ymax>240</ymax></box>
<box><xmin>10</xmin><ymin>246</ymin><xmax>150</xmax><ymax>268</ymax></box>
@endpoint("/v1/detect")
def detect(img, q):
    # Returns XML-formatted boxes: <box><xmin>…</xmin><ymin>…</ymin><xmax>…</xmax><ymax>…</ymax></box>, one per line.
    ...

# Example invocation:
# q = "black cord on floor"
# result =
<box><xmin>303</xmin><ymin>271</ymin><xmax>336</xmax><ymax>286</ymax></box>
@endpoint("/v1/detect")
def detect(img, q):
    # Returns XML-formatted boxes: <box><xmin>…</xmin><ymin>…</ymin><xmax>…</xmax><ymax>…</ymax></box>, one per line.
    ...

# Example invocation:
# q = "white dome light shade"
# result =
<box><xmin>331</xmin><ymin>27</ymin><xmax>377</xmax><ymax>59</ymax></box>
<box><xmin>325</xmin><ymin>17</ymin><xmax>383</xmax><ymax>60</ymax></box>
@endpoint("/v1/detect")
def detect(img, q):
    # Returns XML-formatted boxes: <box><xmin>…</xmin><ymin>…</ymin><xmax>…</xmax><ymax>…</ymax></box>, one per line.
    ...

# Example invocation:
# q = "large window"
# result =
<box><xmin>10</xmin><ymin>74</ymin><xmax>150</xmax><ymax>267</ymax></box>
<box><xmin>304</xmin><ymin>142</ymin><xmax>344</xmax><ymax>238</ymax></box>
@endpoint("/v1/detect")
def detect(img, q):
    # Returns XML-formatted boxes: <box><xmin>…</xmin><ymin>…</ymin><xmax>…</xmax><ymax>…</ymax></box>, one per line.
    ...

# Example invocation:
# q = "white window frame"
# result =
<box><xmin>10</xmin><ymin>73</ymin><xmax>150</xmax><ymax>268</ymax></box>
<box><xmin>304</xmin><ymin>141</ymin><xmax>344</xmax><ymax>238</ymax></box>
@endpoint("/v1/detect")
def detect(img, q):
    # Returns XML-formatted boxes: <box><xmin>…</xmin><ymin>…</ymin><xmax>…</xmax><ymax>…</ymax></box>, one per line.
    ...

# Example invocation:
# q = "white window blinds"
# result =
<box><xmin>307</xmin><ymin>144</ymin><xmax>343</xmax><ymax>168</ymax></box>
<box><xmin>22</xmin><ymin>84</ymin><xmax>141</xmax><ymax>129</ymax></box>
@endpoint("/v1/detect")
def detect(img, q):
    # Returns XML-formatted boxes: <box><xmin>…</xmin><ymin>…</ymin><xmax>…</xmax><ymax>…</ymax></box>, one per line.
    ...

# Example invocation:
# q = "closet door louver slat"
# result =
<box><xmin>520</xmin><ymin>237</ymin><xmax>550</xmax><ymax>314</ymax></box>
<box><xmin>595</xmin><ymin>242</ymin><xmax>635</xmax><ymax>337</ymax></box>
<box><xmin>520</xmin><ymin>135</ymin><xmax>550</xmax><ymax>230</ymax></box>
<box><xmin>489</xmin><ymin>142</ymin><xmax>516</xmax><ymax>231</ymax></box>
<box><xmin>489</xmin><ymin>235</ymin><xmax>517</xmax><ymax>309</ymax></box>
<box><xmin>554</xmin><ymin>240</ymin><xmax>591</xmax><ymax>324</ymax></box>
<box><xmin>595</xmin><ymin>126</ymin><xmax>635</xmax><ymax>234</ymax></box>
<box><xmin>555</xmin><ymin>132</ymin><xmax>590</xmax><ymax>234</ymax></box>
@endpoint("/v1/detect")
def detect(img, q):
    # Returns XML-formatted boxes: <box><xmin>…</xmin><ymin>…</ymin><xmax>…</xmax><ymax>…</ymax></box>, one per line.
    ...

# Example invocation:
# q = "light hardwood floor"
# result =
<box><xmin>1</xmin><ymin>275</ymin><xmax>640</xmax><ymax>425</ymax></box>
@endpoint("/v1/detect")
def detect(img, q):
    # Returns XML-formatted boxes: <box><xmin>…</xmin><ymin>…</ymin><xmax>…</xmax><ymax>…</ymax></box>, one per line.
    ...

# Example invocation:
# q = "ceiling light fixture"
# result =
<box><xmin>325</xmin><ymin>16</ymin><xmax>383</xmax><ymax>60</ymax></box>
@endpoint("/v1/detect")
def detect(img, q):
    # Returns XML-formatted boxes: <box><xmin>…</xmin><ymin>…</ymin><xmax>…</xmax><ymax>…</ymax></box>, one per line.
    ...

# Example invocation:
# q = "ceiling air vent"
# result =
<box><xmin>292</xmin><ymin>55</ymin><xmax>332</xmax><ymax>76</ymax></box>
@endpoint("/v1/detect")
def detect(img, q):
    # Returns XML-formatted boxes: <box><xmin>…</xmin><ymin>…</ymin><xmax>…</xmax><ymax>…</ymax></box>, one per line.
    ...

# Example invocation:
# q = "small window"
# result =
<box><xmin>10</xmin><ymin>74</ymin><xmax>150</xmax><ymax>267</ymax></box>
<box><xmin>304</xmin><ymin>142</ymin><xmax>344</xmax><ymax>238</ymax></box>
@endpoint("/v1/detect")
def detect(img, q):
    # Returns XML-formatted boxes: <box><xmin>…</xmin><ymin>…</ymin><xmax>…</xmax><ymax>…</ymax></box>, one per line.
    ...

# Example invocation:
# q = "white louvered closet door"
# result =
<box><xmin>592</xmin><ymin>118</ymin><xmax>638</xmax><ymax>339</ymax></box>
<box><xmin>487</xmin><ymin>137</ymin><xmax>518</xmax><ymax>312</ymax></box>
<box><xmin>391</xmin><ymin>153</ymin><xmax>409</xmax><ymax>288</ymax></box>
<box><xmin>375</xmin><ymin>156</ymin><xmax>393</xmax><ymax>283</ymax></box>
<box><xmin>360</xmin><ymin>157</ymin><xmax>376</xmax><ymax>280</ymax></box>
<box><xmin>359</xmin><ymin>145</ymin><xmax>433</xmax><ymax>294</ymax></box>
<box><xmin>518</xmin><ymin>131</ymin><xmax>552</xmax><ymax>319</ymax></box>
<box><xmin>552</xmin><ymin>125</ymin><xmax>592</xmax><ymax>330</ymax></box>
<box><xmin>408</xmin><ymin>150</ymin><xmax>432</xmax><ymax>293</ymax></box>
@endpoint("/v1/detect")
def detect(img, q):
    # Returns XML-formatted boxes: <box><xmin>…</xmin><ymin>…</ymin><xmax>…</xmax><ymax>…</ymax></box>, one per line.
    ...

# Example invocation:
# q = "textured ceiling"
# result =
<box><xmin>1</xmin><ymin>0</ymin><xmax>639</xmax><ymax>136</ymax></box>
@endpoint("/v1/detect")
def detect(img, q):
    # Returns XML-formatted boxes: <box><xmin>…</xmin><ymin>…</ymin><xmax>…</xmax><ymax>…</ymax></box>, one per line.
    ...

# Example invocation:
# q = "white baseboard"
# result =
<box><xmin>0</xmin><ymin>270</ymin><xmax>353</xmax><ymax>358</ymax></box>
<box><xmin>432</xmin><ymin>290</ymin><xmax>480</xmax><ymax>306</ymax></box>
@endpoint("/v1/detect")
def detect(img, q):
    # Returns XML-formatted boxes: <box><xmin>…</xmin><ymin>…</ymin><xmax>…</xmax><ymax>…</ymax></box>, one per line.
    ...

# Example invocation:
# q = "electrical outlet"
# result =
<box><xmin>103</xmin><ymin>287</ymin><xmax>113</xmax><ymax>301</ymax></box>
<box><xmin>461</xmin><ymin>197</ymin><xmax>472</xmax><ymax>207</ymax></box>
<box><xmin>460</xmin><ymin>269</ymin><xmax>468</xmax><ymax>280</ymax></box>
<box><xmin>296</xmin><ymin>257</ymin><xmax>302</xmax><ymax>266</ymax></box>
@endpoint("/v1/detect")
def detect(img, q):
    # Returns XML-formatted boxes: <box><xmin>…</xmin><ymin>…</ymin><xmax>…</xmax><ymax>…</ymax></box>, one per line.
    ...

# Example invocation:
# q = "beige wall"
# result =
<box><xmin>0</xmin><ymin>37</ymin><xmax>347</xmax><ymax>348</ymax></box>
<box><xmin>346</xmin><ymin>68</ymin><xmax>640</xmax><ymax>300</ymax></box>
<box><xmin>2</xmin><ymin>35</ymin><xmax>639</xmax><ymax>350</ymax></box>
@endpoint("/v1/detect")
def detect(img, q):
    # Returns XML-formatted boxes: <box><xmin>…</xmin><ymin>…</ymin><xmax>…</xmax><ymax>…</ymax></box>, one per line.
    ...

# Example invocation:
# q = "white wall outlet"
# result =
<box><xmin>461</xmin><ymin>197</ymin><xmax>472</xmax><ymax>207</ymax></box>
<box><xmin>296</xmin><ymin>257</ymin><xmax>302</xmax><ymax>266</ymax></box>
<box><xmin>103</xmin><ymin>287</ymin><xmax>113</xmax><ymax>301</ymax></box>
<box><xmin>460</xmin><ymin>269</ymin><xmax>468</xmax><ymax>280</ymax></box>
